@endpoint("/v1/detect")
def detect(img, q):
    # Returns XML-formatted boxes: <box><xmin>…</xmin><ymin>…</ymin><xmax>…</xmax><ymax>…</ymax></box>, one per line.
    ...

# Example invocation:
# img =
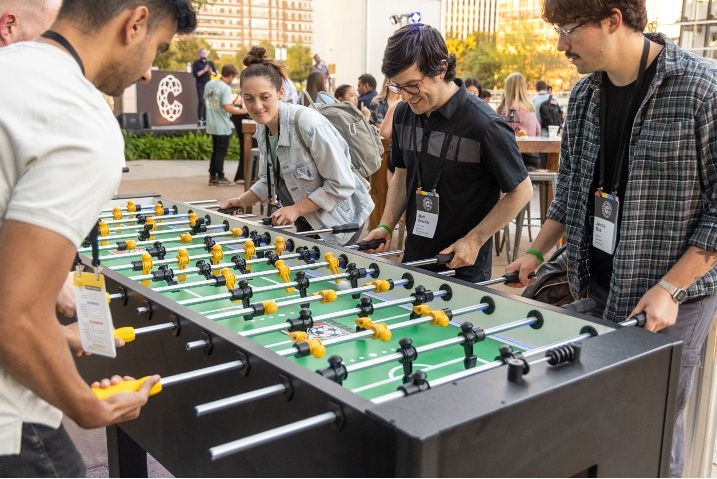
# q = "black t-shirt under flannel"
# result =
<box><xmin>391</xmin><ymin>80</ymin><xmax>528</xmax><ymax>282</ymax></box>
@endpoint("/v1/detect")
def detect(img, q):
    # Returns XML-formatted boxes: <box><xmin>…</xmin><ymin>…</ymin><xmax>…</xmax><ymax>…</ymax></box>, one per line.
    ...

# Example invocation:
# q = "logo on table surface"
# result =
<box><xmin>422</xmin><ymin>197</ymin><xmax>433</xmax><ymax>211</ymax></box>
<box><xmin>601</xmin><ymin>201</ymin><xmax>612</xmax><ymax>219</ymax></box>
<box><xmin>156</xmin><ymin>75</ymin><xmax>183</xmax><ymax>122</ymax></box>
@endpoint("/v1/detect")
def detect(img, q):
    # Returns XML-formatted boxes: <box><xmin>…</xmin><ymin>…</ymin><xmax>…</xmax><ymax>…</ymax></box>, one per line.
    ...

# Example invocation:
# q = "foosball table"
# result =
<box><xmin>73</xmin><ymin>195</ymin><xmax>681</xmax><ymax>477</ymax></box>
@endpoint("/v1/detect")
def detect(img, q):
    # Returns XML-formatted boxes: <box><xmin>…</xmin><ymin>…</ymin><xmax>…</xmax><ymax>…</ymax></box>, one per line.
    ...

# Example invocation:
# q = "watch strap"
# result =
<box><xmin>658</xmin><ymin>279</ymin><xmax>687</xmax><ymax>304</ymax></box>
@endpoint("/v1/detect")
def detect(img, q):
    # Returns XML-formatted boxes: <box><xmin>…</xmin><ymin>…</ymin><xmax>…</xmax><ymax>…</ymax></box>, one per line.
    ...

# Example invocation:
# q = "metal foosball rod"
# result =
<box><xmin>113</xmin><ymin>322</ymin><xmax>177</xmax><ymax>343</ymax></box>
<box><xmin>238</xmin><ymin>277</ymin><xmax>417</xmax><ymax>338</ymax></box>
<box><xmin>78</xmin><ymin>226</ymin><xmax>249</xmax><ymax>254</ymax></box>
<box><xmin>369</xmin><ymin>312</ymin><xmax>649</xmax><ymax>404</ymax></box>
<box><xmin>99</xmin><ymin>233</ymin><xmax>278</xmax><ymax>262</ymax></box>
<box><xmin>91</xmin><ymin>360</ymin><xmax>245</xmax><ymax>400</ymax></box>
<box><xmin>178</xmin><ymin>265</ymin><xmax>381</xmax><ymax>308</ymax></box>
<box><xmin>194</xmin><ymin>298</ymin><xmax>508</xmax><ymax>417</ymax></box>
<box><xmin>147</xmin><ymin>250</ymin><xmax>338</xmax><ymax>294</ymax></box>
<box><xmin>97</xmin><ymin>200</ymin><xmax>153</xmax><ymax>217</ymax></box>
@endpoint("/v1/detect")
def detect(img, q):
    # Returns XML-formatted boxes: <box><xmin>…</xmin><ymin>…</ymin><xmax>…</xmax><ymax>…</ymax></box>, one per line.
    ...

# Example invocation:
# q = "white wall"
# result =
<box><xmin>312</xmin><ymin>0</ymin><xmax>444</xmax><ymax>90</ymax></box>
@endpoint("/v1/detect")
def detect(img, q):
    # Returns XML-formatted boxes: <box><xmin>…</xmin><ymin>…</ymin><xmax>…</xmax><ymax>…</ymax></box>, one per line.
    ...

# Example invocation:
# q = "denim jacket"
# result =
<box><xmin>250</xmin><ymin>102</ymin><xmax>374</xmax><ymax>245</ymax></box>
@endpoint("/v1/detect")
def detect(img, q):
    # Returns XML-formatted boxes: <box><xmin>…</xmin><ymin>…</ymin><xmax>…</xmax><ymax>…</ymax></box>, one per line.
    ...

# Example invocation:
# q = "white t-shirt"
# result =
<box><xmin>0</xmin><ymin>42</ymin><xmax>123</xmax><ymax>455</ymax></box>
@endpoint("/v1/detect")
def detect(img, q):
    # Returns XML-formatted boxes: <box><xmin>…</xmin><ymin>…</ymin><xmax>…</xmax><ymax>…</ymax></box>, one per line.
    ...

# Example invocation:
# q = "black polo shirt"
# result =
<box><xmin>391</xmin><ymin>79</ymin><xmax>527</xmax><ymax>282</ymax></box>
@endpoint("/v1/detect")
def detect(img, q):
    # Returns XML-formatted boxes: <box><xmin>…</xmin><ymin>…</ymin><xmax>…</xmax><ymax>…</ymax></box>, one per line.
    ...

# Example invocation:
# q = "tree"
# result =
<box><xmin>448</xmin><ymin>31</ymin><xmax>501</xmax><ymax>90</ymax></box>
<box><xmin>285</xmin><ymin>40</ymin><xmax>312</xmax><ymax>83</ymax></box>
<box><xmin>154</xmin><ymin>35</ymin><xmax>212</xmax><ymax>72</ymax></box>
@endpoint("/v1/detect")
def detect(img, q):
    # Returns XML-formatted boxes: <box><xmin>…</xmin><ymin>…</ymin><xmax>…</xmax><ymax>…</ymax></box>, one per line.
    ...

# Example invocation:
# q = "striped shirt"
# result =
<box><xmin>546</xmin><ymin>33</ymin><xmax>717</xmax><ymax>321</ymax></box>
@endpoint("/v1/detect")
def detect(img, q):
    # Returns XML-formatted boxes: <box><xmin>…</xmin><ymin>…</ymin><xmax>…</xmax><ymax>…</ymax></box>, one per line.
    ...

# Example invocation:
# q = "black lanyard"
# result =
<box><xmin>598</xmin><ymin>36</ymin><xmax>650</xmax><ymax>195</ymax></box>
<box><xmin>410</xmin><ymin>97</ymin><xmax>466</xmax><ymax>192</ymax></box>
<box><xmin>264</xmin><ymin>126</ymin><xmax>281</xmax><ymax>201</ymax></box>
<box><xmin>41</xmin><ymin>31</ymin><xmax>99</xmax><ymax>268</ymax></box>
<box><xmin>40</xmin><ymin>31</ymin><xmax>85</xmax><ymax>76</ymax></box>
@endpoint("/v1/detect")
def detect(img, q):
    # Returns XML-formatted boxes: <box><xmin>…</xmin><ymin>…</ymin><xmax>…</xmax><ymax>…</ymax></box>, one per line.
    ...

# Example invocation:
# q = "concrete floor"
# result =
<box><xmin>66</xmin><ymin>160</ymin><xmax>717</xmax><ymax>477</ymax></box>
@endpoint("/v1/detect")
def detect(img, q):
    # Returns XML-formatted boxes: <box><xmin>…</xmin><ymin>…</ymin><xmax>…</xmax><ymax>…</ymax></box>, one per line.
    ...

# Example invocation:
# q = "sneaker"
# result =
<box><xmin>215</xmin><ymin>176</ymin><xmax>233</xmax><ymax>186</ymax></box>
<box><xmin>208</xmin><ymin>176</ymin><xmax>218</xmax><ymax>186</ymax></box>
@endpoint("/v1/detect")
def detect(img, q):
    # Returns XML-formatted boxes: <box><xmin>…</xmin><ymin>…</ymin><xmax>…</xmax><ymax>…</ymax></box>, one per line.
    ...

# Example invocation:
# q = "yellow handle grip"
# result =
<box><xmin>92</xmin><ymin>376</ymin><xmax>162</xmax><ymax>401</ymax></box>
<box><xmin>114</xmin><ymin>327</ymin><xmax>136</xmax><ymax>343</ymax></box>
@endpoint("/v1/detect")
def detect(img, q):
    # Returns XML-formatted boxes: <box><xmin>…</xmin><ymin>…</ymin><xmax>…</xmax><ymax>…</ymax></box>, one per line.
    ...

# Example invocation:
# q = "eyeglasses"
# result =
<box><xmin>386</xmin><ymin>74</ymin><xmax>426</xmax><ymax>95</ymax></box>
<box><xmin>553</xmin><ymin>20</ymin><xmax>589</xmax><ymax>42</ymax></box>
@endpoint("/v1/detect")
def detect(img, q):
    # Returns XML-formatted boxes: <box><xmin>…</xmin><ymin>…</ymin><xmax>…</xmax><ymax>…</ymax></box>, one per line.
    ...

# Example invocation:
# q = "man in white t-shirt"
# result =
<box><xmin>0</xmin><ymin>0</ymin><xmax>197</xmax><ymax>476</ymax></box>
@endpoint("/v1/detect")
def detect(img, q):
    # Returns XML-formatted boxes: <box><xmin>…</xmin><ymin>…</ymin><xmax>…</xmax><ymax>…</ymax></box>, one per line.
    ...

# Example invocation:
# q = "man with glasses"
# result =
<box><xmin>362</xmin><ymin>23</ymin><xmax>532</xmax><ymax>282</ymax></box>
<box><xmin>506</xmin><ymin>1</ymin><xmax>717</xmax><ymax>475</ymax></box>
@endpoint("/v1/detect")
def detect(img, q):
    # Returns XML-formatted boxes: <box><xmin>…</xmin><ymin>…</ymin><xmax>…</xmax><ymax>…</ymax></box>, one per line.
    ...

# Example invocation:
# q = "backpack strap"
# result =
<box><xmin>293</xmin><ymin>108</ymin><xmax>310</xmax><ymax>153</ymax></box>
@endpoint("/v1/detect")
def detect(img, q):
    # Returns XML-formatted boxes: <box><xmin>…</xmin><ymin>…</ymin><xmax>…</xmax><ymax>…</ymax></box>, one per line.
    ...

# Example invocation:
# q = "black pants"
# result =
<box><xmin>209</xmin><ymin>135</ymin><xmax>230</xmax><ymax>177</ymax></box>
<box><xmin>196</xmin><ymin>84</ymin><xmax>207</xmax><ymax>121</ymax></box>
<box><xmin>0</xmin><ymin>423</ymin><xmax>86</xmax><ymax>478</ymax></box>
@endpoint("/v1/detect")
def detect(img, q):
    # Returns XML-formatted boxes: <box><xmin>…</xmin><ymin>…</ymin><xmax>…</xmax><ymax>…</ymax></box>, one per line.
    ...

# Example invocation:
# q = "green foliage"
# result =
<box><xmin>154</xmin><ymin>35</ymin><xmax>213</xmax><ymax>72</ymax></box>
<box><xmin>286</xmin><ymin>40</ymin><xmax>312</xmax><ymax>83</ymax></box>
<box><xmin>123</xmin><ymin>131</ymin><xmax>239</xmax><ymax>161</ymax></box>
<box><xmin>447</xmin><ymin>24</ymin><xmax>580</xmax><ymax>91</ymax></box>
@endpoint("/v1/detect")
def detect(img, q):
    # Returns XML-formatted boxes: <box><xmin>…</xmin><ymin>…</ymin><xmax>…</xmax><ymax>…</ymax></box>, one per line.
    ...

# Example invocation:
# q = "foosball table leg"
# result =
<box><xmin>107</xmin><ymin>425</ymin><xmax>148</xmax><ymax>478</ymax></box>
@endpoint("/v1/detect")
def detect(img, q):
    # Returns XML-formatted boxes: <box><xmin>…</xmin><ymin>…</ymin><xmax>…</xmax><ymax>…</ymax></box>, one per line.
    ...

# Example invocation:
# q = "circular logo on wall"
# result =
<box><xmin>156</xmin><ymin>75</ymin><xmax>183</xmax><ymax>122</ymax></box>
<box><xmin>422</xmin><ymin>197</ymin><xmax>433</xmax><ymax>211</ymax></box>
<box><xmin>602</xmin><ymin>201</ymin><xmax>612</xmax><ymax>219</ymax></box>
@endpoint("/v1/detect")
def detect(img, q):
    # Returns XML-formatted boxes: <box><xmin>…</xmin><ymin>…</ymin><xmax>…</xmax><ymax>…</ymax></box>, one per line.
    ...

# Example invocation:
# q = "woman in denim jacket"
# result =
<box><xmin>221</xmin><ymin>47</ymin><xmax>374</xmax><ymax>246</ymax></box>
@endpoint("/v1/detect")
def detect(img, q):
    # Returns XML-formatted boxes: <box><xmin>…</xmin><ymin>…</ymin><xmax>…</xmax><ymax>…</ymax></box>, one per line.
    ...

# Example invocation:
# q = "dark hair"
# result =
<box><xmin>334</xmin><ymin>84</ymin><xmax>353</xmax><ymax>100</ymax></box>
<box><xmin>358</xmin><ymin>74</ymin><xmax>377</xmax><ymax>90</ymax></box>
<box><xmin>381</xmin><ymin>23</ymin><xmax>457</xmax><ymax>82</ymax></box>
<box><xmin>240</xmin><ymin>46</ymin><xmax>287</xmax><ymax>91</ymax></box>
<box><xmin>464</xmin><ymin>77</ymin><xmax>482</xmax><ymax>96</ymax></box>
<box><xmin>542</xmin><ymin>0</ymin><xmax>647</xmax><ymax>32</ymax></box>
<box><xmin>535</xmin><ymin>80</ymin><xmax>548</xmax><ymax>91</ymax></box>
<box><xmin>305</xmin><ymin>71</ymin><xmax>326</xmax><ymax>103</ymax></box>
<box><xmin>57</xmin><ymin>0</ymin><xmax>197</xmax><ymax>34</ymax></box>
<box><xmin>221</xmin><ymin>64</ymin><xmax>238</xmax><ymax>77</ymax></box>
<box><xmin>481</xmin><ymin>90</ymin><xmax>492</xmax><ymax>99</ymax></box>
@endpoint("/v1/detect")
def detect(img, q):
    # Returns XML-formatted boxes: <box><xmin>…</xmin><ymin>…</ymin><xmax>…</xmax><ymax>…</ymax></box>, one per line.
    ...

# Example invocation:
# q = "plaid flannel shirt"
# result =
<box><xmin>546</xmin><ymin>33</ymin><xmax>717</xmax><ymax>322</ymax></box>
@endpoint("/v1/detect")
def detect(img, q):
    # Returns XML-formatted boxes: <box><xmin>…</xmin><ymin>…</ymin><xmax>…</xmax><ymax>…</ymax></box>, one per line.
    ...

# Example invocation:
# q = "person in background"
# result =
<box><xmin>220</xmin><ymin>47</ymin><xmax>374</xmax><ymax>246</ymax></box>
<box><xmin>205</xmin><ymin>64</ymin><xmax>247</xmax><ymax>186</ymax></box>
<box><xmin>357</xmin><ymin>73</ymin><xmax>377</xmax><ymax>110</ymax></box>
<box><xmin>531</xmin><ymin>80</ymin><xmax>550</xmax><ymax>134</ymax></box>
<box><xmin>192</xmin><ymin>48</ymin><xmax>216</xmax><ymax>126</ymax></box>
<box><xmin>334</xmin><ymin>84</ymin><xmax>358</xmax><ymax>107</ymax></box>
<box><xmin>505</xmin><ymin>1</ymin><xmax>717</xmax><ymax>475</ymax></box>
<box><xmin>369</xmin><ymin>80</ymin><xmax>401</xmax><ymax>128</ymax></box>
<box><xmin>481</xmin><ymin>89</ymin><xmax>492</xmax><ymax>103</ymax></box>
<box><xmin>0</xmin><ymin>0</ymin><xmax>61</xmax><ymax>46</ymax></box>
<box><xmin>281</xmin><ymin>77</ymin><xmax>298</xmax><ymax>104</ymax></box>
<box><xmin>0</xmin><ymin>0</ymin><xmax>197</xmax><ymax>475</ymax></box>
<box><xmin>547</xmin><ymin>85</ymin><xmax>553</xmax><ymax>95</ymax></box>
<box><xmin>304</xmin><ymin>70</ymin><xmax>326</xmax><ymax>105</ymax></box>
<box><xmin>465</xmin><ymin>77</ymin><xmax>483</xmax><ymax>97</ymax></box>
<box><xmin>497</xmin><ymin>72</ymin><xmax>541</xmax><ymax>168</ymax></box>
<box><xmin>361</xmin><ymin>23</ymin><xmax>532</xmax><ymax>282</ymax></box>
<box><xmin>310</xmin><ymin>53</ymin><xmax>332</xmax><ymax>91</ymax></box>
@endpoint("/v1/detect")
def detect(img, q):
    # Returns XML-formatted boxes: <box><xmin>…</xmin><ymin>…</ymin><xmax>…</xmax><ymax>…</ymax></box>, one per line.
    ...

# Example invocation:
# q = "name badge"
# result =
<box><xmin>592</xmin><ymin>191</ymin><xmax>619</xmax><ymax>255</ymax></box>
<box><xmin>413</xmin><ymin>190</ymin><xmax>439</xmax><ymax>239</ymax></box>
<box><xmin>74</xmin><ymin>268</ymin><xmax>116</xmax><ymax>358</ymax></box>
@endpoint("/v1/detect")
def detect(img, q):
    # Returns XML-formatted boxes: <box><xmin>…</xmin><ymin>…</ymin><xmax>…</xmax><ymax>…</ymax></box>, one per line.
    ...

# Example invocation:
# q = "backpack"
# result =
<box><xmin>295</xmin><ymin>91</ymin><xmax>383</xmax><ymax>183</ymax></box>
<box><xmin>521</xmin><ymin>245</ymin><xmax>576</xmax><ymax>306</ymax></box>
<box><xmin>539</xmin><ymin>95</ymin><xmax>563</xmax><ymax>129</ymax></box>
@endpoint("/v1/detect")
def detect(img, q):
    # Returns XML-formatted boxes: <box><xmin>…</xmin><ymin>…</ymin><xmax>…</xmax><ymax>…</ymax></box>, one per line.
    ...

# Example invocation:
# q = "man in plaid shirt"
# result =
<box><xmin>507</xmin><ymin>0</ymin><xmax>717</xmax><ymax>475</ymax></box>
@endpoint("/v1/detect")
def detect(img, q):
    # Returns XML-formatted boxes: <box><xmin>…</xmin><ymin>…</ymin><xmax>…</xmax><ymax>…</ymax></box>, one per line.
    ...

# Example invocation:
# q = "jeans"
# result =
<box><xmin>196</xmin><ymin>84</ymin><xmax>207</xmax><ymax>122</ymax></box>
<box><xmin>209</xmin><ymin>134</ymin><xmax>231</xmax><ymax>178</ymax></box>
<box><xmin>588</xmin><ymin>280</ymin><xmax>717</xmax><ymax>477</ymax></box>
<box><xmin>0</xmin><ymin>423</ymin><xmax>86</xmax><ymax>478</ymax></box>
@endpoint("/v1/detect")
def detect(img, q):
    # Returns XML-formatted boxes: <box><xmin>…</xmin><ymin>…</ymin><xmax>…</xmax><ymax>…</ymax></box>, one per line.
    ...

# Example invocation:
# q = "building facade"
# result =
<box><xmin>445</xmin><ymin>0</ymin><xmax>498</xmax><ymax>38</ymax></box>
<box><xmin>196</xmin><ymin>0</ymin><xmax>314</xmax><ymax>57</ymax></box>
<box><xmin>676</xmin><ymin>0</ymin><xmax>717</xmax><ymax>59</ymax></box>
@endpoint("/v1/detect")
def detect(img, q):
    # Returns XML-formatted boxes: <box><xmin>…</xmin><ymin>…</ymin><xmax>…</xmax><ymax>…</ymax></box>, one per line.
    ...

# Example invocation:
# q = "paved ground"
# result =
<box><xmin>67</xmin><ymin>160</ymin><xmax>717</xmax><ymax>477</ymax></box>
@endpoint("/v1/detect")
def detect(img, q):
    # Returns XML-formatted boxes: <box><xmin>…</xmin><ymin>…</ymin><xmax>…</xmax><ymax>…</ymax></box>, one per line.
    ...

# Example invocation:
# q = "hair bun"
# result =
<box><xmin>243</xmin><ymin>46</ymin><xmax>267</xmax><ymax>67</ymax></box>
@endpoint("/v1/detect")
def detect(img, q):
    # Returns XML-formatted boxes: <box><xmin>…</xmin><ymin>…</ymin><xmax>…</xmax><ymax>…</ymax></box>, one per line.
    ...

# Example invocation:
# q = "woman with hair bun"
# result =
<box><xmin>220</xmin><ymin>47</ymin><xmax>374</xmax><ymax>245</ymax></box>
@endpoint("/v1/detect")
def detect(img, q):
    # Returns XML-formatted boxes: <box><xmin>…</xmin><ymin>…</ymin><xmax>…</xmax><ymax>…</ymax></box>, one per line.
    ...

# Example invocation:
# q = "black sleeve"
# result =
<box><xmin>481</xmin><ymin>119</ymin><xmax>529</xmax><ymax>193</ymax></box>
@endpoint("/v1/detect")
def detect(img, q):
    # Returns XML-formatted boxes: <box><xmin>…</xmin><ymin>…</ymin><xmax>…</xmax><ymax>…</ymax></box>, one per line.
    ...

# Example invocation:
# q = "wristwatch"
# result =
<box><xmin>657</xmin><ymin>279</ymin><xmax>688</xmax><ymax>304</ymax></box>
